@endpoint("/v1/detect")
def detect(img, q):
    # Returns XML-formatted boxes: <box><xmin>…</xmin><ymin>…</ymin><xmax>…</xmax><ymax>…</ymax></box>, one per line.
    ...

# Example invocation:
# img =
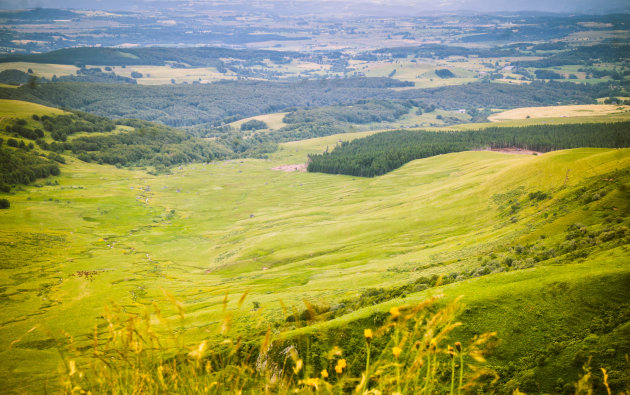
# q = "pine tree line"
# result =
<box><xmin>307</xmin><ymin>122</ymin><xmax>630</xmax><ymax>177</ymax></box>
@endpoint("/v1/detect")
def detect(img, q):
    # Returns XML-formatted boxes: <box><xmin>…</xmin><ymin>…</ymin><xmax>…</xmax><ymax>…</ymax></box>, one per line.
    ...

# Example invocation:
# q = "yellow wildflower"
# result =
<box><xmin>392</xmin><ymin>346</ymin><xmax>402</xmax><ymax>358</ymax></box>
<box><xmin>364</xmin><ymin>328</ymin><xmax>373</xmax><ymax>341</ymax></box>
<box><xmin>389</xmin><ymin>306</ymin><xmax>400</xmax><ymax>318</ymax></box>
<box><xmin>430</xmin><ymin>338</ymin><xmax>437</xmax><ymax>351</ymax></box>
<box><xmin>300</xmin><ymin>378</ymin><xmax>319</xmax><ymax>389</ymax></box>
<box><xmin>293</xmin><ymin>359</ymin><xmax>303</xmax><ymax>374</ymax></box>
<box><xmin>335</xmin><ymin>358</ymin><xmax>347</xmax><ymax>374</ymax></box>
<box><xmin>321</xmin><ymin>369</ymin><xmax>329</xmax><ymax>379</ymax></box>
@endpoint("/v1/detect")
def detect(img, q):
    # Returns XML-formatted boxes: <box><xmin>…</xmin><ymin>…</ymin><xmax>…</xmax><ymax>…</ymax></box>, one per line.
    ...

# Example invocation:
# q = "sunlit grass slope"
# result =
<box><xmin>0</xmin><ymin>98</ymin><xmax>66</xmax><ymax>119</ymax></box>
<box><xmin>0</xmin><ymin>62</ymin><xmax>79</xmax><ymax>79</ymax></box>
<box><xmin>0</xmin><ymin>105</ymin><xmax>629</xmax><ymax>391</ymax></box>
<box><xmin>488</xmin><ymin>104</ymin><xmax>630</xmax><ymax>122</ymax></box>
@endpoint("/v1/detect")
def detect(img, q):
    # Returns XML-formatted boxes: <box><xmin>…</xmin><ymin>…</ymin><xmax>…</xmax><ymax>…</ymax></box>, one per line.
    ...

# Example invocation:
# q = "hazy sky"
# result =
<box><xmin>1</xmin><ymin>0</ymin><xmax>628</xmax><ymax>14</ymax></box>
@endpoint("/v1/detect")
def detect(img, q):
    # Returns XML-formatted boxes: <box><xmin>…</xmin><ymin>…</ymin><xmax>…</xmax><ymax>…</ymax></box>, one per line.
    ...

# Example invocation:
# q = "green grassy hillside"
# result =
<box><xmin>0</xmin><ymin>105</ymin><xmax>629</xmax><ymax>392</ymax></box>
<box><xmin>0</xmin><ymin>98</ymin><xmax>66</xmax><ymax>119</ymax></box>
<box><xmin>306</xmin><ymin>122</ymin><xmax>630</xmax><ymax>176</ymax></box>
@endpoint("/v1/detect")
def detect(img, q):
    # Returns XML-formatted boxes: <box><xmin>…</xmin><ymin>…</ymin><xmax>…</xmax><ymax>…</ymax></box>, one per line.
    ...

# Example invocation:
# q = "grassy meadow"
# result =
<box><xmin>0</xmin><ymin>102</ymin><xmax>629</xmax><ymax>392</ymax></box>
<box><xmin>488</xmin><ymin>104</ymin><xmax>630</xmax><ymax>122</ymax></box>
<box><xmin>227</xmin><ymin>112</ymin><xmax>289</xmax><ymax>131</ymax></box>
<box><xmin>104</xmin><ymin>65</ymin><xmax>239</xmax><ymax>85</ymax></box>
<box><xmin>0</xmin><ymin>62</ymin><xmax>80</xmax><ymax>79</ymax></box>
<box><xmin>443</xmin><ymin>109</ymin><xmax>630</xmax><ymax>131</ymax></box>
<box><xmin>0</xmin><ymin>99</ymin><xmax>66</xmax><ymax>119</ymax></box>
<box><xmin>358</xmin><ymin>60</ymin><xmax>479</xmax><ymax>88</ymax></box>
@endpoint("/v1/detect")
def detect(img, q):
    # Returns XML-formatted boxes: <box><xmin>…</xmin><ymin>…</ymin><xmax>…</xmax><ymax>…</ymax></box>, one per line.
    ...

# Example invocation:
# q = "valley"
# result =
<box><xmin>1</xmin><ymin>99</ymin><xmax>629</xmax><ymax>392</ymax></box>
<box><xmin>0</xmin><ymin>4</ymin><xmax>629</xmax><ymax>393</ymax></box>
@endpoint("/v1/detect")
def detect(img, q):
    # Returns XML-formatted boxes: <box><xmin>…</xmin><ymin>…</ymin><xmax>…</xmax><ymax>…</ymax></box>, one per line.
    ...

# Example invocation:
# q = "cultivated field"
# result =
<box><xmin>0</xmin><ymin>62</ymin><xmax>79</xmax><ymax>79</ymax></box>
<box><xmin>105</xmin><ymin>65</ymin><xmax>238</xmax><ymax>85</ymax></box>
<box><xmin>359</xmin><ymin>60</ymin><xmax>479</xmax><ymax>88</ymax></box>
<box><xmin>488</xmin><ymin>104</ymin><xmax>630</xmax><ymax>122</ymax></box>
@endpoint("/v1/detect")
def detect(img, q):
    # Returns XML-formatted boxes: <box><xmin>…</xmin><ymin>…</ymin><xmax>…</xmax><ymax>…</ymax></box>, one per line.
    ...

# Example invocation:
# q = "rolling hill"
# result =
<box><xmin>0</xmin><ymin>101</ymin><xmax>629</xmax><ymax>392</ymax></box>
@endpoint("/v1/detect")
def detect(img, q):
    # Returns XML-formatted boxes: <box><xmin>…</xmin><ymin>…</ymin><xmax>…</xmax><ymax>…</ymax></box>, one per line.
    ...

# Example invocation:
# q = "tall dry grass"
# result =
<box><xmin>39</xmin><ymin>292</ymin><xmax>500</xmax><ymax>394</ymax></box>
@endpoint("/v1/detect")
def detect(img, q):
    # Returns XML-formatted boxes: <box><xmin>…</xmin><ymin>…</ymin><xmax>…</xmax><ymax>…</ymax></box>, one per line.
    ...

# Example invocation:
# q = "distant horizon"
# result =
<box><xmin>1</xmin><ymin>0</ymin><xmax>629</xmax><ymax>15</ymax></box>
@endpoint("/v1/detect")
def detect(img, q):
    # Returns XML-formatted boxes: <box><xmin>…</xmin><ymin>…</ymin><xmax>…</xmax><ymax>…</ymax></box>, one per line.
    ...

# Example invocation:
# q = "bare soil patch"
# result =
<box><xmin>481</xmin><ymin>148</ymin><xmax>542</xmax><ymax>155</ymax></box>
<box><xmin>271</xmin><ymin>164</ymin><xmax>307</xmax><ymax>172</ymax></box>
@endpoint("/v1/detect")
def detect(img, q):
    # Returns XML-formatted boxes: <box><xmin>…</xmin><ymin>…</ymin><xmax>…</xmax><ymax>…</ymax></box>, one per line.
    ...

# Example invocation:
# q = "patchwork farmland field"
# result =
<box><xmin>488</xmin><ymin>104</ymin><xmax>630</xmax><ymax>122</ymax></box>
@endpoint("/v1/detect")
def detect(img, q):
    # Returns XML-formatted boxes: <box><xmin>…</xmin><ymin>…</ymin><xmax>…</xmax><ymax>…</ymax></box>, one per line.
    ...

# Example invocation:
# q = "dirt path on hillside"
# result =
<box><xmin>479</xmin><ymin>148</ymin><xmax>542</xmax><ymax>155</ymax></box>
<box><xmin>492</xmin><ymin>148</ymin><xmax>542</xmax><ymax>155</ymax></box>
<box><xmin>271</xmin><ymin>164</ymin><xmax>307</xmax><ymax>172</ymax></box>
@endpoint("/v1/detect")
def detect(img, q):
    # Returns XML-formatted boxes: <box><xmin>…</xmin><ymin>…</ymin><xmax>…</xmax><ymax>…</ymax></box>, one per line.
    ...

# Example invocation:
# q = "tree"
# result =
<box><xmin>27</xmin><ymin>75</ymin><xmax>39</xmax><ymax>89</ymax></box>
<box><xmin>240</xmin><ymin>119</ymin><xmax>268</xmax><ymax>131</ymax></box>
<box><xmin>534</xmin><ymin>69</ymin><xmax>564</xmax><ymax>80</ymax></box>
<box><xmin>435</xmin><ymin>69</ymin><xmax>455</xmax><ymax>78</ymax></box>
